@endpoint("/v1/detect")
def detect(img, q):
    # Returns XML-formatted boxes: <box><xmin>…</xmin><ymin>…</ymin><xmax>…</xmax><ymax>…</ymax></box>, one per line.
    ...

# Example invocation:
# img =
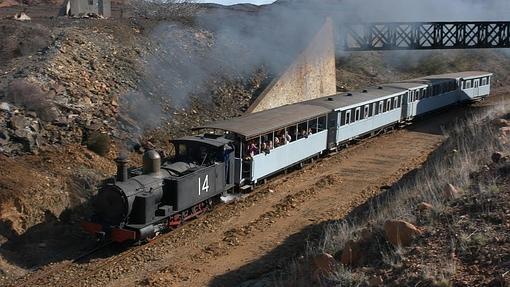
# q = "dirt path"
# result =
<box><xmin>14</xmin><ymin>95</ymin><xmax>502</xmax><ymax>287</ymax></box>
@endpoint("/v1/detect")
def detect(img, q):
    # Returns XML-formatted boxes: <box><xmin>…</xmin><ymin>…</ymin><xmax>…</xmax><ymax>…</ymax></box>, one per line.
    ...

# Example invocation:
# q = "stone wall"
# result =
<box><xmin>247</xmin><ymin>18</ymin><xmax>337</xmax><ymax>113</ymax></box>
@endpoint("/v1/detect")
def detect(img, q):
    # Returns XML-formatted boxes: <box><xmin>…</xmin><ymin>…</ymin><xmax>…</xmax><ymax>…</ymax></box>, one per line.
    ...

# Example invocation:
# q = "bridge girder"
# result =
<box><xmin>341</xmin><ymin>22</ymin><xmax>510</xmax><ymax>51</ymax></box>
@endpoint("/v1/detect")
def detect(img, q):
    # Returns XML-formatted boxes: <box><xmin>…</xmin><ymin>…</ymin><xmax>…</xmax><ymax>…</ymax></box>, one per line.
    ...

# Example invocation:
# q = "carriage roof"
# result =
<box><xmin>195</xmin><ymin>104</ymin><xmax>331</xmax><ymax>139</ymax></box>
<box><xmin>196</xmin><ymin>71</ymin><xmax>492</xmax><ymax>139</ymax></box>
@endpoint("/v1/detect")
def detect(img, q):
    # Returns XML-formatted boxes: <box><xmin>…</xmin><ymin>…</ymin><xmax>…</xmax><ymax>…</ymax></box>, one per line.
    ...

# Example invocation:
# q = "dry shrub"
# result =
<box><xmin>86</xmin><ymin>131</ymin><xmax>111</xmax><ymax>156</ymax></box>
<box><xmin>6</xmin><ymin>79</ymin><xmax>56</xmax><ymax>121</ymax></box>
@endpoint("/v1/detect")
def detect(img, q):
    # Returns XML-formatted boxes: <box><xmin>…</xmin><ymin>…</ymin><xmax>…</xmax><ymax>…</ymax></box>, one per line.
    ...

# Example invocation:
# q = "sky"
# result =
<box><xmin>195</xmin><ymin>0</ymin><xmax>276</xmax><ymax>5</ymax></box>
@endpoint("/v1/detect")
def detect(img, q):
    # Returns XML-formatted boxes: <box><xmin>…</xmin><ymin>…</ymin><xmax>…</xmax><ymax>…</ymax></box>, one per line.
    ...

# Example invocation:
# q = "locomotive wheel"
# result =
<box><xmin>145</xmin><ymin>232</ymin><xmax>160</xmax><ymax>243</ymax></box>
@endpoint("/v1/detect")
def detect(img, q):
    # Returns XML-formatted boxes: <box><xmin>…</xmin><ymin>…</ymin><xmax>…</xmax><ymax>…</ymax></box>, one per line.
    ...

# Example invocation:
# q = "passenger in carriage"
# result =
<box><xmin>300</xmin><ymin>129</ymin><xmax>308</xmax><ymax>139</ymax></box>
<box><xmin>274</xmin><ymin>135</ymin><xmax>281</xmax><ymax>147</ymax></box>
<box><xmin>261</xmin><ymin>141</ymin><xmax>270</xmax><ymax>154</ymax></box>
<box><xmin>308</xmin><ymin>128</ymin><xmax>313</xmax><ymax>136</ymax></box>
<box><xmin>284</xmin><ymin>131</ymin><xmax>291</xmax><ymax>144</ymax></box>
<box><xmin>246</xmin><ymin>141</ymin><xmax>258</xmax><ymax>159</ymax></box>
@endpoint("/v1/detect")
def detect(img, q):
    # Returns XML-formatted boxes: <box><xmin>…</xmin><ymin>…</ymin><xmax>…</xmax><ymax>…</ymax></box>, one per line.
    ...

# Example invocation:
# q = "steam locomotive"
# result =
<box><xmin>82</xmin><ymin>71</ymin><xmax>492</xmax><ymax>243</ymax></box>
<box><xmin>81</xmin><ymin>135</ymin><xmax>235</xmax><ymax>242</ymax></box>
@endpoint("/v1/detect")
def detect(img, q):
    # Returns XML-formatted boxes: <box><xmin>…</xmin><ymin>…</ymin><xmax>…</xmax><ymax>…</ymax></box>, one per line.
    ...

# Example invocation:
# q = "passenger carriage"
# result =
<box><xmin>196</xmin><ymin>71</ymin><xmax>492</xmax><ymax>188</ymax></box>
<box><xmin>196</xmin><ymin>104</ymin><xmax>331</xmax><ymax>186</ymax></box>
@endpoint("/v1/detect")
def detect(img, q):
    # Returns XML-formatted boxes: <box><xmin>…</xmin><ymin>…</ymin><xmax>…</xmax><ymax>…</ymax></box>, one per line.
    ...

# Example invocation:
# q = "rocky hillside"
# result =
<box><xmin>0</xmin><ymin>7</ymin><xmax>269</xmax><ymax>244</ymax></box>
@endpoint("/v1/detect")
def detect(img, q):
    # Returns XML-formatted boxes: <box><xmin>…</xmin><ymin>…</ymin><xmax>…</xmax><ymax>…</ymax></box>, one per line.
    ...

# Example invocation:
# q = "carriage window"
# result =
<box><xmin>245</xmin><ymin>138</ymin><xmax>260</xmax><ymax>157</ymax></box>
<box><xmin>345</xmin><ymin>111</ymin><xmax>351</xmax><ymax>125</ymax></box>
<box><xmin>386</xmin><ymin>99</ymin><xmax>391</xmax><ymax>111</ymax></box>
<box><xmin>274</xmin><ymin>129</ymin><xmax>285</xmax><ymax>147</ymax></box>
<box><xmin>308</xmin><ymin>118</ymin><xmax>318</xmax><ymax>133</ymax></box>
<box><xmin>261</xmin><ymin>132</ymin><xmax>274</xmax><ymax>151</ymax></box>
<box><xmin>379</xmin><ymin>101</ymin><xmax>384</xmax><ymax>113</ymax></box>
<box><xmin>481</xmin><ymin>78</ymin><xmax>487</xmax><ymax>86</ymax></box>
<box><xmin>364</xmin><ymin>105</ymin><xmax>370</xmax><ymax>119</ymax></box>
<box><xmin>355</xmin><ymin>108</ymin><xmax>361</xmax><ymax>121</ymax></box>
<box><xmin>369</xmin><ymin>103</ymin><xmax>374</xmax><ymax>117</ymax></box>
<box><xmin>297</xmin><ymin>122</ymin><xmax>308</xmax><ymax>139</ymax></box>
<box><xmin>285</xmin><ymin>125</ymin><xmax>297</xmax><ymax>142</ymax></box>
<box><xmin>318</xmin><ymin>116</ymin><xmax>326</xmax><ymax>131</ymax></box>
<box><xmin>394</xmin><ymin>97</ymin><xmax>398</xmax><ymax>108</ymax></box>
<box><xmin>373</xmin><ymin>102</ymin><xmax>379</xmax><ymax>116</ymax></box>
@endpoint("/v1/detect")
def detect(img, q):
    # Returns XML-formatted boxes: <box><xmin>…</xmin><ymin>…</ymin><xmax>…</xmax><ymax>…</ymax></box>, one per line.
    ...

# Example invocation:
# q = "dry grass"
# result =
<box><xmin>273</xmin><ymin>102</ymin><xmax>510</xmax><ymax>286</ymax></box>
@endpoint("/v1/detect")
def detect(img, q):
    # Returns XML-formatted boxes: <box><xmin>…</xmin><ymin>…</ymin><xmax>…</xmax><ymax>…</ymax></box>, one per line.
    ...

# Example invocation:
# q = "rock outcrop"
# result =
<box><xmin>383</xmin><ymin>220</ymin><xmax>422</xmax><ymax>247</ymax></box>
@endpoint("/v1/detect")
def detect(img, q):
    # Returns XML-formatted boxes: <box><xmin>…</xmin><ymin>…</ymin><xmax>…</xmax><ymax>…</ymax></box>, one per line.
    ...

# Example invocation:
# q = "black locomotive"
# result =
<box><xmin>82</xmin><ymin>135</ymin><xmax>235</xmax><ymax>242</ymax></box>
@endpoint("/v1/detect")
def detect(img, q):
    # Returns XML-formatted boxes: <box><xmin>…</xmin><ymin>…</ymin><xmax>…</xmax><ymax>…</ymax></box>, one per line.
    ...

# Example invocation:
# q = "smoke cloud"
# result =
<box><xmin>126</xmin><ymin>0</ymin><xmax>510</xmax><ymax>132</ymax></box>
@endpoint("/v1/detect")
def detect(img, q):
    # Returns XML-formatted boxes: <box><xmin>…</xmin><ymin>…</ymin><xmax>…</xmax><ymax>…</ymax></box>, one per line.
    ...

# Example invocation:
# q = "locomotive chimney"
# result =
<box><xmin>115</xmin><ymin>156</ymin><xmax>129</xmax><ymax>182</ymax></box>
<box><xmin>143</xmin><ymin>150</ymin><xmax>161</xmax><ymax>175</ymax></box>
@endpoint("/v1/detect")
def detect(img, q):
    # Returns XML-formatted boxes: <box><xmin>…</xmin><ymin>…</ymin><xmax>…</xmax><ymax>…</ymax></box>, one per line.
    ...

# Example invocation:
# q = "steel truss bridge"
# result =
<box><xmin>341</xmin><ymin>21</ymin><xmax>510</xmax><ymax>51</ymax></box>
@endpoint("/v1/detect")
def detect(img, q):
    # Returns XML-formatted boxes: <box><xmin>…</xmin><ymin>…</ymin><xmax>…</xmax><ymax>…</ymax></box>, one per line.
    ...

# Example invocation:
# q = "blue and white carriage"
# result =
<box><xmin>197</xmin><ymin>71</ymin><xmax>492</xmax><ymax>187</ymax></box>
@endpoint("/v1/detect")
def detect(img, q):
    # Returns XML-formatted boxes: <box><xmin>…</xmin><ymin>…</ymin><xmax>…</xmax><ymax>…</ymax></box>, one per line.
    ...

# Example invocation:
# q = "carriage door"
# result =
<box><xmin>401</xmin><ymin>92</ymin><xmax>409</xmax><ymax>120</ymax></box>
<box><xmin>327</xmin><ymin>112</ymin><xmax>338</xmax><ymax>149</ymax></box>
<box><xmin>408</xmin><ymin>90</ymin><xmax>415</xmax><ymax>118</ymax></box>
<box><xmin>474</xmin><ymin>79</ymin><xmax>480</xmax><ymax>97</ymax></box>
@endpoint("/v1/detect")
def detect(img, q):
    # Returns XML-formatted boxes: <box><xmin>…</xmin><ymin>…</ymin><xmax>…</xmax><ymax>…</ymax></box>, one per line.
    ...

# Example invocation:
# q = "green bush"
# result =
<box><xmin>86</xmin><ymin>131</ymin><xmax>110</xmax><ymax>156</ymax></box>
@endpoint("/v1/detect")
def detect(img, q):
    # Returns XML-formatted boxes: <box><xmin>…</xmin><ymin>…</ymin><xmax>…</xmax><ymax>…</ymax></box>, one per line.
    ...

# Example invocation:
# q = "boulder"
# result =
<box><xmin>500</xmin><ymin>127</ymin><xmax>510</xmax><ymax>137</ymax></box>
<box><xmin>0</xmin><ymin>102</ymin><xmax>10</xmax><ymax>113</ymax></box>
<box><xmin>9</xmin><ymin>115</ymin><xmax>28</xmax><ymax>131</ymax></box>
<box><xmin>444</xmin><ymin>183</ymin><xmax>460</xmax><ymax>199</ymax></box>
<box><xmin>417</xmin><ymin>202</ymin><xmax>433</xmax><ymax>212</ymax></box>
<box><xmin>368</xmin><ymin>275</ymin><xmax>384</xmax><ymax>286</ymax></box>
<box><xmin>493</xmin><ymin>118</ymin><xmax>510</xmax><ymax>127</ymax></box>
<box><xmin>312</xmin><ymin>253</ymin><xmax>336</xmax><ymax>275</ymax></box>
<box><xmin>492</xmin><ymin>152</ymin><xmax>504</xmax><ymax>163</ymax></box>
<box><xmin>383</xmin><ymin>220</ymin><xmax>422</xmax><ymax>247</ymax></box>
<box><xmin>13</xmin><ymin>12</ymin><xmax>31</xmax><ymax>21</ymax></box>
<box><xmin>0</xmin><ymin>130</ymin><xmax>10</xmax><ymax>145</ymax></box>
<box><xmin>340</xmin><ymin>239</ymin><xmax>364</xmax><ymax>266</ymax></box>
